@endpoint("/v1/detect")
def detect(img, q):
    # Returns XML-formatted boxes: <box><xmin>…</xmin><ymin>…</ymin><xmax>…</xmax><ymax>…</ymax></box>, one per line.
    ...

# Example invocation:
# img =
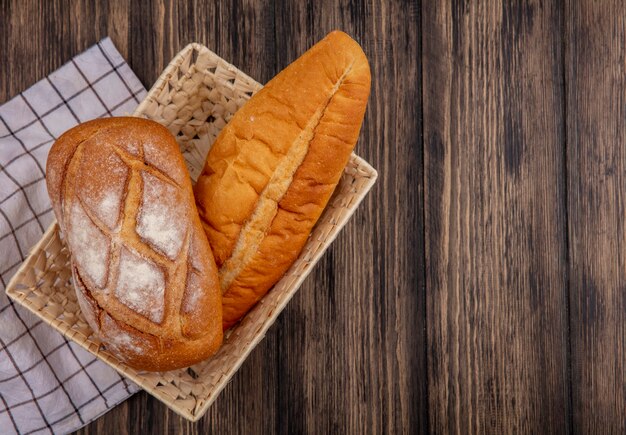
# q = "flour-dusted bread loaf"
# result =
<box><xmin>46</xmin><ymin>117</ymin><xmax>223</xmax><ymax>371</ymax></box>
<box><xmin>194</xmin><ymin>31</ymin><xmax>371</xmax><ymax>328</ymax></box>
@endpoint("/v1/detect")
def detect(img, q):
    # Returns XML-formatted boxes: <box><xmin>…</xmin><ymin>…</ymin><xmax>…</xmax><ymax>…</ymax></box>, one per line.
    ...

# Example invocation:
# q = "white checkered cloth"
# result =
<box><xmin>0</xmin><ymin>38</ymin><xmax>147</xmax><ymax>435</ymax></box>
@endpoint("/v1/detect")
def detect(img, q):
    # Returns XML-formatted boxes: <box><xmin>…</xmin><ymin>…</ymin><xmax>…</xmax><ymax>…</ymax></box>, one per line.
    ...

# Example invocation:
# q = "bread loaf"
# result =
<box><xmin>194</xmin><ymin>31</ymin><xmax>371</xmax><ymax>328</ymax></box>
<box><xmin>46</xmin><ymin>117</ymin><xmax>223</xmax><ymax>371</ymax></box>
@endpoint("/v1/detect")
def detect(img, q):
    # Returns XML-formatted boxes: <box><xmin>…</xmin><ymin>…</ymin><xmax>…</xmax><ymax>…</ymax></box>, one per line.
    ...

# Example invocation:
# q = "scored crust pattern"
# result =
<box><xmin>48</xmin><ymin>119</ymin><xmax>221</xmax><ymax>368</ymax></box>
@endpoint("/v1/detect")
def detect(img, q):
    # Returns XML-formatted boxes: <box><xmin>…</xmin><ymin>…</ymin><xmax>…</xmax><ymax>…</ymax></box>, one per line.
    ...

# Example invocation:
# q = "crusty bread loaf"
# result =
<box><xmin>46</xmin><ymin>117</ymin><xmax>223</xmax><ymax>371</ymax></box>
<box><xmin>194</xmin><ymin>31</ymin><xmax>371</xmax><ymax>328</ymax></box>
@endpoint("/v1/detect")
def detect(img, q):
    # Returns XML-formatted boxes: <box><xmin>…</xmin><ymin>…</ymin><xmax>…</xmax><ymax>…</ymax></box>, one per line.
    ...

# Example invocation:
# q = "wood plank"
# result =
<box><xmin>422</xmin><ymin>1</ymin><xmax>570</xmax><ymax>432</ymax></box>
<box><xmin>565</xmin><ymin>1</ymin><xmax>626</xmax><ymax>431</ymax></box>
<box><xmin>272</xmin><ymin>0</ymin><xmax>426</xmax><ymax>433</ymax></box>
<box><xmin>126</xmin><ymin>0</ymin><xmax>278</xmax><ymax>91</ymax></box>
<box><xmin>0</xmin><ymin>0</ymin><xmax>127</xmax><ymax>103</ymax></box>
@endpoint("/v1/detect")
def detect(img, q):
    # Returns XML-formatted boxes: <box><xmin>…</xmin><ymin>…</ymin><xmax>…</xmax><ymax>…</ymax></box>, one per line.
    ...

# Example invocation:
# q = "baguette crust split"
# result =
<box><xmin>194</xmin><ymin>31</ymin><xmax>371</xmax><ymax>328</ymax></box>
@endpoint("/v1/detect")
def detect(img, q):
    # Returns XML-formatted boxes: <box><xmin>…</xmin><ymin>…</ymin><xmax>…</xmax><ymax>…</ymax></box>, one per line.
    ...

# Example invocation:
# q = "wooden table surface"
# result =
<box><xmin>2</xmin><ymin>0</ymin><xmax>625</xmax><ymax>433</ymax></box>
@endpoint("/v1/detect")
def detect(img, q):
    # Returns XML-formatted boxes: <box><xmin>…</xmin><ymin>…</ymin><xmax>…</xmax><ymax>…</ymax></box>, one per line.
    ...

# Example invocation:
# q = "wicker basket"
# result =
<box><xmin>5</xmin><ymin>43</ymin><xmax>378</xmax><ymax>421</ymax></box>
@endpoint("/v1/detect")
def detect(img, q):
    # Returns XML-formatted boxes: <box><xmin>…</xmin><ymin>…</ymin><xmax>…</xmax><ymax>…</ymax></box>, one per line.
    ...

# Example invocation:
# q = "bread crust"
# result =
<box><xmin>194</xmin><ymin>31</ymin><xmax>371</xmax><ymax>328</ymax></box>
<box><xmin>46</xmin><ymin>117</ymin><xmax>223</xmax><ymax>371</ymax></box>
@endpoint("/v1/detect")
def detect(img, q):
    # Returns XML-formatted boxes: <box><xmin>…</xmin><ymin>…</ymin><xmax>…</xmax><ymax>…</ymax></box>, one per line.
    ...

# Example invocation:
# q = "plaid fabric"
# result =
<box><xmin>0</xmin><ymin>38</ymin><xmax>146</xmax><ymax>435</ymax></box>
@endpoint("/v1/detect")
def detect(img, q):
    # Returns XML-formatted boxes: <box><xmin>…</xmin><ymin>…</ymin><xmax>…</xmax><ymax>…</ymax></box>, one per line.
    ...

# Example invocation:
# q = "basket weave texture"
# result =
<box><xmin>5</xmin><ymin>43</ymin><xmax>378</xmax><ymax>421</ymax></box>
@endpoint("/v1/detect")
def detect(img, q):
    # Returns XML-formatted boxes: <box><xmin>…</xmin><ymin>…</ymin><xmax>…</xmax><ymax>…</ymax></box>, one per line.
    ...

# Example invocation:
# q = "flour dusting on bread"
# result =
<box><xmin>143</xmin><ymin>140</ymin><xmax>183</xmax><ymax>184</ymax></box>
<box><xmin>182</xmin><ymin>271</ymin><xmax>203</xmax><ymax>312</ymax></box>
<box><xmin>68</xmin><ymin>201</ymin><xmax>110</xmax><ymax>288</ymax></box>
<box><xmin>100</xmin><ymin>312</ymin><xmax>148</xmax><ymax>357</ymax></box>
<box><xmin>107</xmin><ymin>329</ymin><xmax>147</xmax><ymax>357</ymax></box>
<box><xmin>75</xmin><ymin>144</ymin><xmax>128</xmax><ymax>230</ymax></box>
<box><xmin>137</xmin><ymin>171</ymin><xmax>185</xmax><ymax>259</ymax></box>
<box><xmin>97</xmin><ymin>192</ymin><xmax>120</xmax><ymax>226</ymax></box>
<box><xmin>115</xmin><ymin>247</ymin><xmax>165</xmax><ymax>323</ymax></box>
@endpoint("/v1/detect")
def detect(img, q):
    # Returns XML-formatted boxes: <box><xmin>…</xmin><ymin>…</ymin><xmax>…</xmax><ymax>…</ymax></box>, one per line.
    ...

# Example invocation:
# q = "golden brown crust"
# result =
<box><xmin>194</xmin><ymin>31</ymin><xmax>371</xmax><ymax>328</ymax></box>
<box><xmin>46</xmin><ymin>117</ymin><xmax>223</xmax><ymax>371</ymax></box>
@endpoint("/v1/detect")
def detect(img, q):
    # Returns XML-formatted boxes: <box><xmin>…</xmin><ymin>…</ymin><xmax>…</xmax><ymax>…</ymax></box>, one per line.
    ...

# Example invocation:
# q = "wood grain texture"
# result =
<box><xmin>565</xmin><ymin>1</ymin><xmax>626</xmax><ymax>432</ymax></box>
<box><xmin>422</xmin><ymin>1</ymin><xmax>570</xmax><ymax>432</ymax></box>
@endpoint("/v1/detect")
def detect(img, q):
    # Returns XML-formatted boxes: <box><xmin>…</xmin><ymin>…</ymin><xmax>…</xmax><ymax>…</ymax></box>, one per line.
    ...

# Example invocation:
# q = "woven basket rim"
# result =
<box><xmin>5</xmin><ymin>41</ymin><xmax>378</xmax><ymax>422</ymax></box>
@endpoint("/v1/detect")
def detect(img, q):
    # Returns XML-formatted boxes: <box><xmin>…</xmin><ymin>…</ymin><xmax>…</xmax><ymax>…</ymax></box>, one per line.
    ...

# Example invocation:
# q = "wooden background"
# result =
<box><xmin>1</xmin><ymin>0</ymin><xmax>624</xmax><ymax>433</ymax></box>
